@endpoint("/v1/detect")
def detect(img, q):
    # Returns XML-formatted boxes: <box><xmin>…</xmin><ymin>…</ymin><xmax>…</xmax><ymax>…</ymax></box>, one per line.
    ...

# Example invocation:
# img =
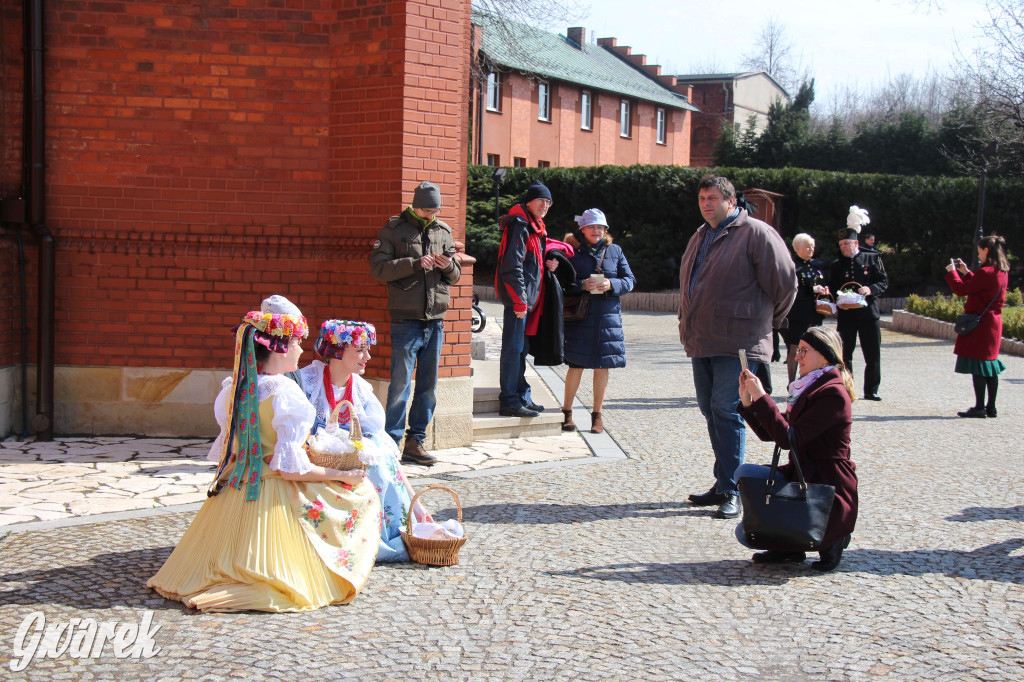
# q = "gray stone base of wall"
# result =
<box><xmin>889</xmin><ymin>310</ymin><xmax>1024</xmax><ymax>357</ymax></box>
<box><xmin>2</xmin><ymin>365</ymin><xmax>474</xmax><ymax>447</ymax></box>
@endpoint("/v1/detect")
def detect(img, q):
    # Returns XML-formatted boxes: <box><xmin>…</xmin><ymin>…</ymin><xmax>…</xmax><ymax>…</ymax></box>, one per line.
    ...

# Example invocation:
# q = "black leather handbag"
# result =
<box><xmin>954</xmin><ymin>285</ymin><xmax>1005</xmax><ymax>336</ymax></box>
<box><xmin>738</xmin><ymin>427</ymin><xmax>836</xmax><ymax>550</ymax></box>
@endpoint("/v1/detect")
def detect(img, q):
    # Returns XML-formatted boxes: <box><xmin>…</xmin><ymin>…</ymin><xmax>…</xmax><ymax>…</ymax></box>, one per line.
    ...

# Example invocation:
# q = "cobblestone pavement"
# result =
<box><xmin>1</xmin><ymin>309</ymin><xmax>1022</xmax><ymax>680</ymax></box>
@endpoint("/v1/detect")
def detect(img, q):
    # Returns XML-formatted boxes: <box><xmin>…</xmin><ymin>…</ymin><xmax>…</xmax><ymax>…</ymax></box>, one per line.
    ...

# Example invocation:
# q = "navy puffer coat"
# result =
<box><xmin>563</xmin><ymin>235</ymin><xmax>636</xmax><ymax>369</ymax></box>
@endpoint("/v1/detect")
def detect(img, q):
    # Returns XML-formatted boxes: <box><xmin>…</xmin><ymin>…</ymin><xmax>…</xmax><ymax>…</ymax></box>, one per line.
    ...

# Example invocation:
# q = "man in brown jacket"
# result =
<box><xmin>369</xmin><ymin>181</ymin><xmax>461</xmax><ymax>466</ymax></box>
<box><xmin>678</xmin><ymin>176</ymin><xmax>796</xmax><ymax>519</ymax></box>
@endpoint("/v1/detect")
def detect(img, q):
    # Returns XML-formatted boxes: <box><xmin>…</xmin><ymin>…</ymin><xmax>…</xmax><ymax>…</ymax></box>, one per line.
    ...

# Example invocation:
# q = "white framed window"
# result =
<box><xmin>486</xmin><ymin>153</ymin><xmax>500</xmax><ymax>167</ymax></box>
<box><xmin>537</xmin><ymin>160</ymin><xmax>550</xmax><ymax>168</ymax></box>
<box><xmin>580</xmin><ymin>90</ymin><xmax>592</xmax><ymax>130</ymax></box>
<box><xmin>656</xmin><ymin>108</ymin><xmax>666</xmax><ymax>144</ymax></box>
<box><xmin>486</xmin><ymin>71</ymin><xmax>501</xmax><ymax>112</ymax></box>
<box><xmin>538</xmin><ymin>81</ymin><xmax>551</xmax><ymax>121</ymax></box>
<box><xmin>513</xmin><ymin>157</ymin><xmax>526</xmax><ymax>168</ymax></box>
<box><xmin>619</xmin><ymin>100</ymin><xmax>631</xmax><ymax>138</ymax></box>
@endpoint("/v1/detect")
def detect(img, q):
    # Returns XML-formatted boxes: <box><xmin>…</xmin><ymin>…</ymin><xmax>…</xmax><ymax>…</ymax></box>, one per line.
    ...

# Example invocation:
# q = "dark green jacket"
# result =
<box><xmin>369</xmin><ymin>209</ymin><xmax>461</xmax><ymax>320</ymax></box>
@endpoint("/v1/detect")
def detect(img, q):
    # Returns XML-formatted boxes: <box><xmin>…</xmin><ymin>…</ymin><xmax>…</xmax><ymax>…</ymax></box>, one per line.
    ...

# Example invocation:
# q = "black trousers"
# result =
<box><xmin>837</xmin><ymin>309</ymin><xmax>881</xmax><ymax>397</ymax></box>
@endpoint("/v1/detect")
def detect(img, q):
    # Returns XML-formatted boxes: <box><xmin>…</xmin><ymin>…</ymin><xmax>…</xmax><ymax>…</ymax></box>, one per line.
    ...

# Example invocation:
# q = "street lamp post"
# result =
<box><xmin>973</xmin><ymin>141</ymin><xmax>999</xmax><ymax>268</ymax></box>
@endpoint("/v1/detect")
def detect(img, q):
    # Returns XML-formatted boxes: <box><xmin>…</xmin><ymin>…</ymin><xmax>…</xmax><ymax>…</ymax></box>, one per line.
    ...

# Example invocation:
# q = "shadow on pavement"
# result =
<box><xmin>0</xmin><ymin>546</ymin><xmax>182</xmax><ymax>610</ymax></box>
<box><xmin>842</xmin><ymin>539</ymin><xmax>1024</xmax><ymax>583</ymax></box>
<box><xmin>946</xmin><ymin>505</ymin><xmax>1024</xmax><ymax>522</ymax></box>
<box><xmin>548</xmin><ymin>561</ymin><xmax>793</xmax><ymax>586</ymax></box>
<box><xmin>455</xmin><ymin>501</ymin><xmax>708</xmax><ymax>524</ymax></box>
<box><xmin>853</xmin><ymin>415</ymin><xmax>953</xmax><ymax>422</ymax></box>
<box><xmin>551</xmin><ymin>539</ymin><xmax>1024</xmax><ymax>585</ymax></box>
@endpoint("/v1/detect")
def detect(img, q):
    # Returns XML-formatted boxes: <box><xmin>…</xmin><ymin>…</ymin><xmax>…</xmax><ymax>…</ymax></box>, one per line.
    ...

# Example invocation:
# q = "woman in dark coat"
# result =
<box><xmin>945</xmin><ymin>234</ymin><xmax>1010</xmax><ymax>418</ymax></box>
<box><xmin>782</xmin><ymin>233</ymin><xmax>828</xmax><ymax>384</ymax></box>
<box><xmin>736</xmin><ymin>326</ymin><xmax>858</xmax><ymax>572</ymax></box>
<box><xmin>560</xmin><ymin>208</ymin><xmax>635</xmax><ymax>434</ymax></box>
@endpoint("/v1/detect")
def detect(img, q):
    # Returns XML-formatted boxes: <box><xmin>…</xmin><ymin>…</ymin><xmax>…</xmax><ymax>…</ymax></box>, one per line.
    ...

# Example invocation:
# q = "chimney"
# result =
<box><xmin>567</xmin><ymin>26</ymin><xmax>585</xmax><ymax>48</ymax></box>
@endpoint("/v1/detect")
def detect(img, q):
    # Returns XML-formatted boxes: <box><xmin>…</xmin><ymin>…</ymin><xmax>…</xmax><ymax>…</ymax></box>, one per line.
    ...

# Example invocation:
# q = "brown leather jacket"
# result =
<box><xmin>677</xmin><ymin>209</ymin><xmax>796</xmax><ymax>362</ymax></box>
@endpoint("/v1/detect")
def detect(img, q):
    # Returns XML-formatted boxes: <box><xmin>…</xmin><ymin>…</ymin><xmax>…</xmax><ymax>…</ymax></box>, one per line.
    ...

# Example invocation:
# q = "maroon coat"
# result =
<box><xmin>738</xmin><ymin>368</ymin><xmax>858</xmax><ymax>548</ymax></box>
<box><xmin>945</xmin><ymin>266</ymin><xmax>1008</xmax><ymax>361</ymax></box>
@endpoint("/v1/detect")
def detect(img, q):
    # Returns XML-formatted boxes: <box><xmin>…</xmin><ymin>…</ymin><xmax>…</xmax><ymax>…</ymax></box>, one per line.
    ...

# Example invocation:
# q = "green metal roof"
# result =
<box><xmin>475</xmin><ymin>11</ymin><xmax>698</xmax><ymax>112</ymax></box>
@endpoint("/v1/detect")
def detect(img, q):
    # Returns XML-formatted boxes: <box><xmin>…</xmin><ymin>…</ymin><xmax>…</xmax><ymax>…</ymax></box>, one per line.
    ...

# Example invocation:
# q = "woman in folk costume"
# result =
<box><xmin>299</xmin><ymin>319</ymin><xmax>432</xmax><ymax>562</ymax></box>
<box><xmin>148</xmin><ymin>296</ymin><xmax>381</xmax><ymax>612</ymax></box>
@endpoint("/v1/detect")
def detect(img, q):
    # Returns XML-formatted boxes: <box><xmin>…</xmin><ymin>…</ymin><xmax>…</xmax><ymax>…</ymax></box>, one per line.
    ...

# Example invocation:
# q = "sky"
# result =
<box><xmin>563</xmin><ymin>0</ymin><xmax>990</xmax><ymax>101</ymax></box>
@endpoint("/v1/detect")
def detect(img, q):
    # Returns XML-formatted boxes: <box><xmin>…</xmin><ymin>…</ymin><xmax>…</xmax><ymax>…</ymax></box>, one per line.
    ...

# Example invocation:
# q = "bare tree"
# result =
<box><xmin>739</xmin><ymin>17</ymin><xmax>810</xmax><ymax>95</ymax></box>
<box><xmin>472</xmin><ymin>0</ymin><xmax>588</xmax><ymax>79</ymax></box>
<box><xmin>952</xmin><ymin>0</ymin><xmax>1024</xmax><ymax>172</ymax></box>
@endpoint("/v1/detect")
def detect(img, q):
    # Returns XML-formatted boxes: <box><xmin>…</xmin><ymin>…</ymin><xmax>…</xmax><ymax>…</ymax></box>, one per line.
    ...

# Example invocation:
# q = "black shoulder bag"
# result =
<box><xmin>738</xmin><ymin>427</ymin><xmax>836</xmax><ymax>551</ymax></box>
<box><xmin>954</xmin><ymin>284</ymin><xmax>1005</xmax><ymax>336</ymax></box>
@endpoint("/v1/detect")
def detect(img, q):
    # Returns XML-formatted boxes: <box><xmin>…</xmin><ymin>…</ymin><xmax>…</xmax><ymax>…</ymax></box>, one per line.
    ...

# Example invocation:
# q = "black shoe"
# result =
<box><xmin>811</xmin><ymin>535</ymin><xmax>851</xmax><ymax>572</ymax></box>
<box><xmin>713</xmin><ymin>494</ymin><xmax>741</xmax><ymax>519</ymax></box>
<box><xmin>688</xmin><ymin>487</ymin><xmax>727</xmax><ymax>507</ymax></box>
<box><xmin>862</xmin><ymin>394</ymin><xmax>882</xmax><ymax>401</ymax></box>
<box><xmin>987</xmin><ymin>406</ymin><xmax>998</xmax><ymax>418</ymax></box>
<box><xmin>752</xmin><ymin>550</ymin><xmax>806</xmax><ymax>564</ymax></box>
<box><xmin>499</xmin><ymin>406</ymin><xmax>540</xmax><ymax>418</ymax></box>
<box><xmin>400</xmin><ymin>439</ymin><xmax>437</xmax><ymax>466</ymax></box>
<box><xmin>957</xmin><ymin>407</ymin><xmax>987</xmax><ymax>418</ymax></box>
<box><xmin>525</xmin><ymin>402</ymin><xmax>545</xmax><ymax>413</ymax></box>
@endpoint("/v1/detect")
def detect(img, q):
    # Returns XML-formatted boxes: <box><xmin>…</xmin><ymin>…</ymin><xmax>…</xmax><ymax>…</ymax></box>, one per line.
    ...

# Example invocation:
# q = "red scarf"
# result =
<box><xmin>322</xmin><ymin>363</ymin><xmax>355</xmax><ymax>425</ymax></box>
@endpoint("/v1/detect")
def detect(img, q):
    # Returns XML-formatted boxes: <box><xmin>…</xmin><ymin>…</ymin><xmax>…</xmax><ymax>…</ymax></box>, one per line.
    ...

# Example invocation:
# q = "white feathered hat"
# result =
<box><xmin>840</xmin><ymin>205</ymin><xmax>870</xmax><ymax>239</ymax></box>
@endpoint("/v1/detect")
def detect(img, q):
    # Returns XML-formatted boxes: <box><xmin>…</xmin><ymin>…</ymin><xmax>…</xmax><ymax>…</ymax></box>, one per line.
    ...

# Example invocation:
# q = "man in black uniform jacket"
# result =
<box><xmin>828</xmin><ymin>206</ymin><xmax>888</xmax><ymax>400</ymax></box>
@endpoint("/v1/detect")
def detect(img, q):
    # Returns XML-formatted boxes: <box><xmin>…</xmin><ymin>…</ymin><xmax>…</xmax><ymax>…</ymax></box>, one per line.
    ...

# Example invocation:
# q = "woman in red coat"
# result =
<box><xmin>735</xmin><ymin>326</ymin><xmax>858</xmax><ymax>572</ymax></box>
<box><xmin>945</xmin><ymin>234</ymin><xmax>1010</xmax><ymax>418</ymax></box>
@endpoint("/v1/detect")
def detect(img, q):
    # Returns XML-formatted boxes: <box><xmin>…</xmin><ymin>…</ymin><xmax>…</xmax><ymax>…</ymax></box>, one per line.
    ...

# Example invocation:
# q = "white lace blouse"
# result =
<box><xmin>206</xmin><ymin>373</ymin><xmax>316</xmax><ymax>474</ymax></box>
<box><xmin>297</xmin><ymin>360</ymin><xmax>387</xmax><ymax>438</ymax></box>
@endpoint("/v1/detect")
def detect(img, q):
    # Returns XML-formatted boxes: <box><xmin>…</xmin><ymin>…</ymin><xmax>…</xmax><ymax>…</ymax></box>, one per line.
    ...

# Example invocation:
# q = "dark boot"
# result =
<box><xmin>561</xmin><ymin>409</ymin><xmax>576</xmax><ymax>431</ymax></box>
<box><xmin>811</xmin><ymin>535</ymin><xmax>851</xmax><ymax>572</ymax></box>
<box><xmin>590</xmin><ymin>411</ymin><xmax>604</xmax><ymax>434</ymax></box>
<box><xmin>401</xmin><ymin>439</ymin><xmax>437</xmax><ymax>466</ymax></box>
<box><xmin>688</xmin><ymin>487</ymin><xmax>727</xmax><ymax>506</ymax></box>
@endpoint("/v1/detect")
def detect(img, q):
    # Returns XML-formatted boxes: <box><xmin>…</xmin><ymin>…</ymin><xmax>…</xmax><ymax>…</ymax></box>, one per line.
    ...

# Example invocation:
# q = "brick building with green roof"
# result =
<box><xmin>471</xmin><ymin>11</ymin><xmax>699</xmax><ymax>169</ymax></box>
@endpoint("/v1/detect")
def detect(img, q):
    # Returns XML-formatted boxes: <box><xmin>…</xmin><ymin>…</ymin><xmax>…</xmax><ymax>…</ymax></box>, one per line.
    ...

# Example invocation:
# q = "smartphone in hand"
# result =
<box><xmin>738</xmin><ymin>349</ymin><xmax>748</xmax><ymax>373</ymax></box>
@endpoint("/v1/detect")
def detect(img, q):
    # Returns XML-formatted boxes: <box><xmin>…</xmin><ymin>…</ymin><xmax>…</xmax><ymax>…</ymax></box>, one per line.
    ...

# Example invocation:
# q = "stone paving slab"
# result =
<box><xmin>0</xmin><ymin>310</ymin><xmax>1022</xmax><ymax>679</ymax></box>
<box><xmin>0</xmin><ymin>431</ymin><xmax>593</xmax><ymax>530</ymax></box>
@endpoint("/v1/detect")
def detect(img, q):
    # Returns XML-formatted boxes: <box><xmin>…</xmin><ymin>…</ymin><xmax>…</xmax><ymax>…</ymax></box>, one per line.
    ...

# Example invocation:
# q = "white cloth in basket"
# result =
<box><xmin>836</xmin><ymin>291</ymin><xmax>867</xmax><ymax>308</ymax></box>
<box><xmin>408</xmin><ymin>519</ymin><xmax>464</xmax><ymax>540</ymax></box>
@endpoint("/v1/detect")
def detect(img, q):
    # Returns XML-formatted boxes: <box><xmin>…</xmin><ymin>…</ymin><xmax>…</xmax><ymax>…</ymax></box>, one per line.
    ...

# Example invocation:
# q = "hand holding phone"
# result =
<box><xmin>738</xmin><ymin>349</ymin><xmax>748</xmax><ymax>373</ymax></box>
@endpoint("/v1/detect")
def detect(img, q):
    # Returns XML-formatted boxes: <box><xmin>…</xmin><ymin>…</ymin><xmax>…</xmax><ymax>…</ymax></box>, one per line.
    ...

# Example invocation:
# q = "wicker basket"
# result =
<box><xmin>815</xmin><ymin>293</ymin><xmax>837</xmax><ymax>317</ymax></box>
<box><xmin>836</xmin><ymin>281</ymin><xmax>867</xmax><ymax>310</ymax></box>
<box><xmin>305</xmin><ymin>400</ymin><xmax>367</xmax><ymax>471</ymax></box>
<box><xmin>400</xmin><ymin>485</ymin><xmax>468</xmax><ymax>566</ymax></box>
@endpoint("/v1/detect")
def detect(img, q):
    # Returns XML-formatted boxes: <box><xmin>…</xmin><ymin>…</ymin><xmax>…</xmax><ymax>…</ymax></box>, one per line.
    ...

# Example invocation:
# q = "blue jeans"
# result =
<box><xmin>734</xmin><ymin>463</ymin><xmax>790</xmax><ymax>548</ymax></box>
<box><xmin>385</xmin><ymin>319</ymin><xmax>444</xmax><ymax>445</ymax></box>
<box><xmin>498</xmin><ymin>306</ymin><xmax>532</xmax><ymax>410</ymax></box>
<box><xmin>692</xmin><ymin>355</ymin><xmax>755</xmax><ymax>495</ymax></box>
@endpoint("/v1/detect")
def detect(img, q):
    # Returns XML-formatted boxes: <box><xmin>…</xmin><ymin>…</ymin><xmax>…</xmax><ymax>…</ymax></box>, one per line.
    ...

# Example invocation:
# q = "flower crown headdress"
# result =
<box><xmin>315</xmin><ymin>319</ymin><xmax>377</xmax><ymax>360</ymax></box>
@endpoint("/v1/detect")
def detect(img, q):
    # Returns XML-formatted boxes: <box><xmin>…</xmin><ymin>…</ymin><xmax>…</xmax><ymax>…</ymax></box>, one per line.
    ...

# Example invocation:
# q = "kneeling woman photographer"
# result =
<box><xmin>735</xmin><ymin>326</ymin><xmax>859</xmax><ymax>572</ymax></box>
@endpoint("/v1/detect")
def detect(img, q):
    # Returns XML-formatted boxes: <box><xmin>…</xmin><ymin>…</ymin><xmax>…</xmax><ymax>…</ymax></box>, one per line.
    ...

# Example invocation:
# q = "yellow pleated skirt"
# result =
<box><xmin>148</xmin><ymin>476</ymin><xmax>381</xmax><ymax>613</ymax></box>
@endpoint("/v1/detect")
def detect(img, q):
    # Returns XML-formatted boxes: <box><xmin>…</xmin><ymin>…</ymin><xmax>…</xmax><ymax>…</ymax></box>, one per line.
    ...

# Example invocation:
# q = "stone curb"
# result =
<box><xmin>889</xmin><ymin>309</ymin><xmax>1024</xmax><ymax>356</ymax></box>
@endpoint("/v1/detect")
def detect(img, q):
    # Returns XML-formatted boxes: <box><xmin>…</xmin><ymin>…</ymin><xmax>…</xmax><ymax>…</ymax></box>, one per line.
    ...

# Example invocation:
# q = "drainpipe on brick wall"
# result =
<box><xmin>24</xmin><ymin>0</ymin><xmax>55</xmax><ymax>440</ymax></box>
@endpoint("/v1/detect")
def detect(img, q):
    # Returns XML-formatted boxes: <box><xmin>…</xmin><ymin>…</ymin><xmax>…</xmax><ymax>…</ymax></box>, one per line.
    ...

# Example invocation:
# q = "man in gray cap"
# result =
<box><xmin>370</xmin><ymin>181</ymin><xmax>461</xmax><ymax>466</ymax></box>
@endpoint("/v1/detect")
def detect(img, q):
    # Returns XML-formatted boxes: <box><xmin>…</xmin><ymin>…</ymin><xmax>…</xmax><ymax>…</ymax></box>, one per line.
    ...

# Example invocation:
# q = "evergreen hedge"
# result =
<box><xmin>466</xmin><ymin>165</ymin><xmax>1024</xmax><ymax>295</ymax></box>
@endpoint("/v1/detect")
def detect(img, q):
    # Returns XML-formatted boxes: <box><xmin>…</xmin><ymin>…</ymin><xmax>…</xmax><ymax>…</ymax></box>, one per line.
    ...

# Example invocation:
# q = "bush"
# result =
<box><xmin>905</xmin><ymin>290</ymin><xmax>1024</xmax><ymax>340</ymax></box>
<box><xmin>465</xmin><ymin>165</ymin><xmax>1024</xmax><ymax>294</ymax></box>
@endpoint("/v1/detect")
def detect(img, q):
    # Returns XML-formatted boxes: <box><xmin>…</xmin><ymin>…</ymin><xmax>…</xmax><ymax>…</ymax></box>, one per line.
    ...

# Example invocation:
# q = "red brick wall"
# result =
<box><xmin>688</xmin><ymin>82</ymin><xmax>733</xmax><ymax>167</ymax></box>
<box><xmin>474</xmin><ymin>71</ymin><xmax>690</xmax><ymax>169</ymax></box>
<box><xmin>0</xmin><ymin>1</ymin><xmax>470</xmax><ymax>389</ymax></box>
